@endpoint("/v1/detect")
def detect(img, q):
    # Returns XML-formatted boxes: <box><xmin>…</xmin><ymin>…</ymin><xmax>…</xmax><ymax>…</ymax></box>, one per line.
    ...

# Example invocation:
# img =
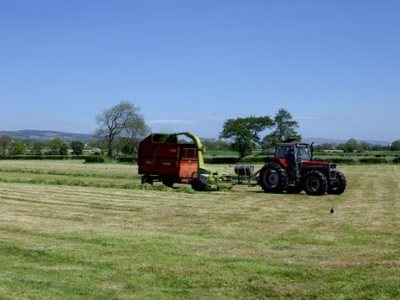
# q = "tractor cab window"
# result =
<box><xmin>275</xmin><ymin>145</ymin><xmax>293</xmax><ymax>159</ymax></box>
<box><xmin>296</xmin><ymin>145</ymin><xmax>311</xmax><ymax>161</ymax></box>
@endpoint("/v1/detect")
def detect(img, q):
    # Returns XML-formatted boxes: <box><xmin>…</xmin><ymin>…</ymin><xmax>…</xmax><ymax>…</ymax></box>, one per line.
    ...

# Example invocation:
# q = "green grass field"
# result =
<box><xmin>0</xmin><ymin>160</ymin><xmax>399</xmax><ymax>299</ymax></box>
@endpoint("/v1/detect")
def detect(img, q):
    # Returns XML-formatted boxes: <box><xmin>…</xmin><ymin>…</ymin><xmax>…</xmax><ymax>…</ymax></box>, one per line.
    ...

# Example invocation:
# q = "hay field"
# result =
<box><xmin>0</xmin><ymin>160</ymin><xmax>399</xmax><ymax>299</ymax></box>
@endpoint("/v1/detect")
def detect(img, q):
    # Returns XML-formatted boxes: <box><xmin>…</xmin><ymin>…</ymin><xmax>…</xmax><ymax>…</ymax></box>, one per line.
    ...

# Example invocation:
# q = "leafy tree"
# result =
<box><xmin>0</xmin><ymin>134</ymin><xmax>12</xmax><ymax>156</ymax></box>
<box><xmin>48</xmin><ymin>138</ymin><xmax>68</xmax><ymax>155</ymax></box>
<box><xmin>340</xmin><ymin>138</ymin><xmax>359</xmax><ymax>153</ymax></box>
<box><xmin>220</xmin><ymin>116</ymin><xmax>273</xmax><ymax>158</ymax></box>
<box><xmin>70</xmin><ymin>140</ymin><xmax>85</xmax><ymax>155</ymax></box>
<box><xmin>262</xmin><ymin>108</ymin><xmax>301</xmax><ymax>148</ymax></box>
<box><xmin>390</xmin><ymin>140</ymin><xmax>400</xmax><ymax>151</ymax></box>
<box><xmin>60</xmin><ymin>143</ymin><xmax>69</xmax><ymax>155</ymax></box>
<box><xmin>358</xmin><ymin>141</ymin><xmax>372</xmax><ymax>152</ymax></box>
<box><xmin>10</xmin><ymin>141</ymin><xmax>27</xmax><ymax>155</ymax></box>
<box><xmin>95</xmin><ymin>101</ymin><xmax>149</xmax><ymax>157</ymax></box>
<box><xmin>314</xmin><ymin>143</ymin><xmax>336</xmax><ymax>151</ymax></box>
<box><xmin>31</xmin><ymin>141</ymin><xmax>47</xmax><ymax>155</ymax></box>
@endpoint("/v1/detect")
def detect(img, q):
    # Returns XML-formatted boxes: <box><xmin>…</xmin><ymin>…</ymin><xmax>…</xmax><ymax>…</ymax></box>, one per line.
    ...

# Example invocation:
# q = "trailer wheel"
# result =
<box><xmin>141</xmin><ymin>174</ymin><xmax>153</xmax><ymax>185</ymax></box>
<box><xmin>191</xmin><ymin>178</ymin><xmax>206</xmax><ymax>191</ymax></box>
<box><xmin>259</xmin><ymin>162</ymin><xmax>287</xmax><ymax>193</ymax></box>
<box><xmin>303</xmin><ymin>171</ymin><xmax>327</xmax><ymax>196</ymax></box>
<box><xmin>162</xmin><ymin>178</ymin><xmax>175</xmax><ymax>188</ymax></box>
<box><xmin>328</xmin><ymin>171</ymin><xmax>346</xmax><ymax>195</ymax></box>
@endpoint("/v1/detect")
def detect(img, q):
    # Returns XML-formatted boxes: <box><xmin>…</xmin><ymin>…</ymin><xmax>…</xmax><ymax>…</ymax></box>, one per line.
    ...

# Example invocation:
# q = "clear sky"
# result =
<box><xmin>0</xmin><ymin>0</ymin><xmax>399</xmax><ymax>142</ymax></box>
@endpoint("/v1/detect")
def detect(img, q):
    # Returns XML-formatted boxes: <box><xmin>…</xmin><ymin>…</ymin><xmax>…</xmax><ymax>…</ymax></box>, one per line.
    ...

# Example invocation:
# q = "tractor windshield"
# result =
<box><xmin>275</xmin><ymin>145</ymin><xmax>292</xmax><ymax>158</ymax></box>
<box><xmin>296</xmin><ymin>145</ymin><xmax>311</xmax><ymax>161</ymax></box>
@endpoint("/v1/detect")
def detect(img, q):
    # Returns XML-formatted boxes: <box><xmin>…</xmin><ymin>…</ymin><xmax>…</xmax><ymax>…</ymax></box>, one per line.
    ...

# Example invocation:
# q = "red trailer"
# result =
<box><xmin>138</xmin><ymin>133</ymin><xmax>201</xmax><ymax>187</ymax></box>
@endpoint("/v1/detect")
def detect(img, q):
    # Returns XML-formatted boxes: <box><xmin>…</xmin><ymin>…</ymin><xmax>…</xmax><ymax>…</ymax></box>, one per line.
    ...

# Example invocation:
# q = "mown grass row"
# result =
<box><xmin>0</xmin><ymin>173</ymin><xmax>196</xmax><ymax>193</ymax></box>
<box><xmin>0</xmin><ymin>165</ymin><xmax>399</xmax><ymax>299</ymax></box>
<box><xmin>0</xmin><ymin>167</ymin><xmax>138</xmax><ymax>179</ymax></box>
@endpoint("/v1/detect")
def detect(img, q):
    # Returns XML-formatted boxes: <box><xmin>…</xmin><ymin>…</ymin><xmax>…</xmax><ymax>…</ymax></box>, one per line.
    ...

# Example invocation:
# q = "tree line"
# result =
<box><xmin>1</xmin><ymin>101</ymin><xmax>399</xmax><ymax>158</ymax></box>
<box><xmin>0</xmin><ymin>137</ymin><xmax>86</xmax><ymax>156</ymax></box>
<box><xmin>93</xmin><ymin>102</ymin><xmax>301</xmax><ymax>158</ymax></box>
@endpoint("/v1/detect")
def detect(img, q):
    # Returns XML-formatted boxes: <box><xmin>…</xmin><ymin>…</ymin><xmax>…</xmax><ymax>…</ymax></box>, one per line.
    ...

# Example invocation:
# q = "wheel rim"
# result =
<box><xmin>307</xmin><ymin>177</ymin><xmax>320</xmax><ymax>192</ymax></box>
<box><xmin>264</xmin><ymin>170</ymin><xmax>279</xmax><ymax>188</ymax></box>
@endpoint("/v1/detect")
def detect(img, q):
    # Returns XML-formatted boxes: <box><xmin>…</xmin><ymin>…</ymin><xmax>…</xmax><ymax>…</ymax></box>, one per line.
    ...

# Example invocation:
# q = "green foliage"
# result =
<box><xmin>70</xmin><ymin>140</ymin><xmax>85</xmax><ymax>155</ymax></box>
<box><xmin>393</xmin><ymin>157</ymin><xmax>400</xmax><ymax>164</ymax></box>
<box><xmin>0</xmin><ymin>134</ymin><xmax>12</xmax><ymax>156</ymax></box>
<box><xmin>390</xmin><ymin>140</ymin><xmax>400</xmax><ymax>151</ymax></box>
<box><xmin>116</xmin><ymin>156</ymin><xmax>136</xmax><ymax>163</ymax></box>
<box><xmin>220</xmin><ymin>116</ymin><xmax>273</xmax><ymax>158</ymax></box>
<box><xmin>59</xmin><ymin>143</ymin><xmax>68</xmax><ymax>155</ymax></box>
<box><xmin>339</xmin><ymin>138</ymin><xmax>359</xmax><ymax>153</ymax></box>
<box><xmin>84</xmin><ymin>156</ymin><xmax>105</xmax><ymax>163</ymax></box>
<box><xmin>359</xmin><ymin>157</ymin><xmax>388</xmax><ymax>164</ymax></box>
<box><xmin>313</xmin><ymin>157</ymin><xmax>357</xmax><ymax>164</ymax></box>
<box><xmin>47</xmin><ymin>138</ymin><xmax>65</xmax><ymax>155</ymax></box>
<box><xmin>30</xmin><ymin>141</ymin><xmax>47</xmax><ymax>155</ymax></box>
<box><xmin>201</xmin><ymin>138</ymin><xmax>231</xmax><ymax>151</ymax></box>
<box><xmin>9</xmin><ymin>141</ymin><xmax>27</xmax><ymax>155</ymax></box>
<box><xmin>262</xmin><ymin>108</ymin><xmax>301</xmax><ymax>148</ymax></box>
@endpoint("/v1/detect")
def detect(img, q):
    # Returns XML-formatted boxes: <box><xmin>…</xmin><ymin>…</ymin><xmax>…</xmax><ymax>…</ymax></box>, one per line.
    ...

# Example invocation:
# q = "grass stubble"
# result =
<box><xmin>0</xmin><ymin>161</ymin><xmax>399</xmax><ymax>299</ymax></box>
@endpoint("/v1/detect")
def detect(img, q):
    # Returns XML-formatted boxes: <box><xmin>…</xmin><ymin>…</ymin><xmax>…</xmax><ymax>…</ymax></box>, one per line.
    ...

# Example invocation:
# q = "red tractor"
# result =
<box><xmin>259</xmin><ymin>142</ymin><xmax>346</xmax><ymax>195</ymax></box>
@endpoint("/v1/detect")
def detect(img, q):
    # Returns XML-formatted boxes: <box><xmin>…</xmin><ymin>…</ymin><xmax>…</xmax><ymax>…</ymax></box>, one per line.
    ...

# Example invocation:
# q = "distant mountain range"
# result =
<box><xmin>0</xmin><ymin>130</ymin><xmax>93</xmax><ymax>143</ymax></box>
<box><xmin>0</xmin><ymin>130</ymin><xmax>390</xmax><ymax>146</ymax></box>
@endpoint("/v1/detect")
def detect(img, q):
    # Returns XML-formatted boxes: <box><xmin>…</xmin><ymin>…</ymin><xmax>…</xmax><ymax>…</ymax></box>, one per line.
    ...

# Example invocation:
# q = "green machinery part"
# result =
<box><xmin>171</xmin><ymin>132</ymin><xmax>232</xmax><ymax>191</ymax></box>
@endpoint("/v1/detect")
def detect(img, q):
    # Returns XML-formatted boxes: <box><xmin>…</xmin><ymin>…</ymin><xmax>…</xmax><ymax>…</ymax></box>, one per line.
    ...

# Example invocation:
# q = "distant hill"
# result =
<box><xmin>0</xmin><ymin>130</ymin><xmax>93</xmax><ymax>143</ymax></box>
<box><xmin>302</xmin><ymin>137</ymin><xmax>390</xmax><ymax>146</ymax></box>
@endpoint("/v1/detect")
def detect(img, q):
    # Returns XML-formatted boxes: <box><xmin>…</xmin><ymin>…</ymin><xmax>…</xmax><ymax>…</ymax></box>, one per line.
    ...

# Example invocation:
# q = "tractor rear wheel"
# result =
<box><xmin>328</xmin><ymin>171</ymin><xmax>347</xmax><ymax>195</ymax></box>
<box><xmin>259</xmin><ymin>162</ymin><xmax>288</xmax><ymax>193</ymax></box>
<box><xmin>303</xmin><ymin>171</ymin><xmax>328</xmax><ymax>196</ymax></box>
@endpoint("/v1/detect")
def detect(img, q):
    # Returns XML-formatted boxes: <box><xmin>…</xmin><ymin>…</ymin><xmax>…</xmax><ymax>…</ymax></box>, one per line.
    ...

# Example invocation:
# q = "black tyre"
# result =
<box><xmin>259</xmin><ymin>162</ymin><xmax>288</xmax><ymax>193</ymax></box>
<box><xmin>141</xmin><ymin>174</ymin><xmax>153</xmax><ymax>185</ymax></box>
<box><xmin>328</xmin><ymin>171</ymin><xmax>347</xmax><ymax>195</ymax></box>
<box><xmin>191</xmin><ymin>178</ymin><xmax>206</xmax><ymax>191</ymax></box>
<box><xmin>303</xmin><ymin>170</ymin><xmax>328</xmax><ymax>196</ymax></box>
<box><xmin>286</xmin><ymin>184</ymin><xmax>303</xmax><ymax>194</ymax></box>
<box><xmin>162</xmin><ymin>178</ymin><xmax>175</xmax><ymax>188</ymax></box>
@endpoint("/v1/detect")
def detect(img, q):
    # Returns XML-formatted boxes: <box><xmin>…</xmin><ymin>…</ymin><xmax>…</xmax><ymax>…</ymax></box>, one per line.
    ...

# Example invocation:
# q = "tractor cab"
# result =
<box><xmin>275</xmin><ymin>143</ymin><xmax>312</xmax><ymax>163</ymax></box>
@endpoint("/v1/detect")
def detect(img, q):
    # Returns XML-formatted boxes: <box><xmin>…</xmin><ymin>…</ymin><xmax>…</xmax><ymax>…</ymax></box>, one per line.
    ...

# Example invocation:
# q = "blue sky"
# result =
<box><xmin>0</xmin><ymin>0</ymin><xmax>399</xmax><ymax>142</ymax></box>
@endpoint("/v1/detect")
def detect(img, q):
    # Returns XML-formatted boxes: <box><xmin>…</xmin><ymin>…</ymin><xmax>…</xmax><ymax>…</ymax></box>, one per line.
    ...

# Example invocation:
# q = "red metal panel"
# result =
<box><xmin>156</xmin><ymin>158</ymin><xmax>179</xmax><ymax>177</ymax></box>
<box><xmin>179</xmin><ymin>161</ymin><xmax>198</xmax><ymax>179</ymax></box>
<box><xmin>155</xmin><ymin>144</ymin><xmax>179</xmax><ymax>159</ymax></box>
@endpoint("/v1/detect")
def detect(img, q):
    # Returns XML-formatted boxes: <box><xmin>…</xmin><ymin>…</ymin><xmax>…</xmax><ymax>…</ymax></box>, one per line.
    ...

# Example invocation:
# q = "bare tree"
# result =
<box><xmin>95</xmin><ymin>101</ymin><xmax>149</xmax><ymax>157</ymax></box>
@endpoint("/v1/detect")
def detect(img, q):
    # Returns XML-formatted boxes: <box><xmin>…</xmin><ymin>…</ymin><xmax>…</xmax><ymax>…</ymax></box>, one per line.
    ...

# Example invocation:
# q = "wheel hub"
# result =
<box><xmin>265</xmin><ymin>170</ymin><xmax>279</xmax><ymax>188</ymax></box>
<box><xmin>307</xmin><ymin>177</ymin><xmax>320</xmax><ymax>192</ymax></box>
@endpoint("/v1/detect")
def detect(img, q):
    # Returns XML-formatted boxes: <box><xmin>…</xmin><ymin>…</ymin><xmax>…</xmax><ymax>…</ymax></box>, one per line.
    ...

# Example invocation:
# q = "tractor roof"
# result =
<box><xmin>276</xmin><ymin>142</ymin><xmax>310</xmax><ymax>147</ymax></box>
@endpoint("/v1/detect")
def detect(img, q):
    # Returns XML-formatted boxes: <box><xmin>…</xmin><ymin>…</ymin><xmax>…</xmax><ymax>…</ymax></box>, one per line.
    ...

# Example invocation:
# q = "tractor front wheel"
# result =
<box><xmin>303</xmin><ymin>171</ymin><xmax>328</xmax><ymax>196</ymax></box>
<box><xmin>259</xmin><ymin>163</ymin><xmax>288</xmax><ymax>193</ymax></box>
<box><xmin>328</xmin><ymin>171</ymin><xmax>347</xmax><ymax>195</ymax></box>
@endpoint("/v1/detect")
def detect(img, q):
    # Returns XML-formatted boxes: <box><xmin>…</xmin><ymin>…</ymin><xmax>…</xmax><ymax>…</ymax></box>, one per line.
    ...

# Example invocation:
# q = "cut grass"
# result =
<box><xmin>0</xmin><ymin>161</ymin><xmax>399</xmax><ymax>299</ymax></box>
